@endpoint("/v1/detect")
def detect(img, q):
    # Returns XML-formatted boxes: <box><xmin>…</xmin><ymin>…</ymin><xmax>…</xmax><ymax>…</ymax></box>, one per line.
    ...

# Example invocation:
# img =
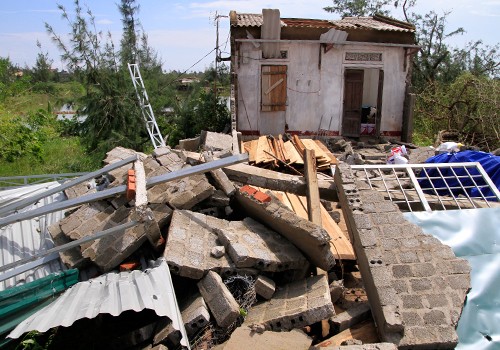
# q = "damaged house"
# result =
<box><xmin>230</xmin><ymin>10</ymin><xmax>418</xmax><ymax>139</ymax></box>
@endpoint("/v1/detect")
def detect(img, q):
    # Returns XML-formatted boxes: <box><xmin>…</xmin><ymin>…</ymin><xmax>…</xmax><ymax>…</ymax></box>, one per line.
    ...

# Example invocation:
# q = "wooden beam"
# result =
<box><xmin>315</xmin><ymin>320</ymin><xmax>379</xmax><ymax>347</ymax></box>
<box><xmin>304</xmin><ymin>149</ymin><xmax>322</xmax><ymax>226</ymax></box>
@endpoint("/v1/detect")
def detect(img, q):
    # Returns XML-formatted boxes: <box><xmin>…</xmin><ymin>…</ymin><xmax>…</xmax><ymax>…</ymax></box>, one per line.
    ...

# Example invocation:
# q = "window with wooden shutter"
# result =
<box><xmin>261</xmin><ymin>65</ymin><xmax>287</xmax><ymax>112</ymax></box>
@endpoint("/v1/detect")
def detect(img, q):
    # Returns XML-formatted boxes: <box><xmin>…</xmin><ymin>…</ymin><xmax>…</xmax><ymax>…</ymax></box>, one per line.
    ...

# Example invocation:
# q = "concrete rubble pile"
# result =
<box><xmin>23</xmin><ymin>130</ymin><xmax>468</xmax><ymax>349</ymax></box>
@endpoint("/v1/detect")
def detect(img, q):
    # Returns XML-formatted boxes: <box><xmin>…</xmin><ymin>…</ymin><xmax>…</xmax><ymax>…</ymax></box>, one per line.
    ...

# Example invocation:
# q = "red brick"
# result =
<box><xmin>240</xmin><ymin>185</ymin><xmax>258</xmax><ymax>196</ymax></box>
<box><xmin>253</xmin><ymin>191</ymin><xmax>271</xmax><ymax>203</ymax></box>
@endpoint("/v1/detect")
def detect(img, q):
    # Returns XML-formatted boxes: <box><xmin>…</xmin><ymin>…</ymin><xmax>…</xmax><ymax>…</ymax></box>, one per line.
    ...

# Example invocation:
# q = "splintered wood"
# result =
<box><xmin>243</xmin><ymin>135</ymin><xmax>337</xmax><ymax>172</ymax></box>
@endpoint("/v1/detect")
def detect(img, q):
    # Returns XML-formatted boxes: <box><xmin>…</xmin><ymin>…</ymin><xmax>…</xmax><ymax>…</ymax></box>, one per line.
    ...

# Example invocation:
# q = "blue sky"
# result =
<box><xmin>1</xmin><ymin>0</ymin><xmax>498</xmax><ymax>72</ymax></box>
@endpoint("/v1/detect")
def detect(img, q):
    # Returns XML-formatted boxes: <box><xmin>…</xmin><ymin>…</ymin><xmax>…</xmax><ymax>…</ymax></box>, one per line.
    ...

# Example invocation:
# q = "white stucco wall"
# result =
<box><xmin>235</xmin><ymin>41</ymin><xmax>408</xmax><ymax>136</ymax></box>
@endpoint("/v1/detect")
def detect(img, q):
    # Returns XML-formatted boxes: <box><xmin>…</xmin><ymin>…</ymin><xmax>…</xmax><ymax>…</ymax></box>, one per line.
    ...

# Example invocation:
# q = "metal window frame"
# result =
<box><xmin>351</xmin><ymin>162</ymin><xmax>500</xmax><ymax>212</ymax></box>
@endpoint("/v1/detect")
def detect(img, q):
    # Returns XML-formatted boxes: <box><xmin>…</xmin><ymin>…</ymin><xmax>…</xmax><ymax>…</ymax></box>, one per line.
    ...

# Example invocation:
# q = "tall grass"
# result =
<box><xmin>0</xmin><ymin>136</ymin><xmax>101</xmax><ymax>177</ymax></box>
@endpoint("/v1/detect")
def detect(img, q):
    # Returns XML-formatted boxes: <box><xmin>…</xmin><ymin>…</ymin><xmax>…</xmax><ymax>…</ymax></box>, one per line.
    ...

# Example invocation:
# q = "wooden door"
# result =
<box><xmin>375</xmin><ymin>70</ymin><xmax>384</xmax><ymax>136</ymax></box>
<box><xmin>342</xmin><ymin>70</ymin><xmax>364</xmax><ymax>137</ymax></box>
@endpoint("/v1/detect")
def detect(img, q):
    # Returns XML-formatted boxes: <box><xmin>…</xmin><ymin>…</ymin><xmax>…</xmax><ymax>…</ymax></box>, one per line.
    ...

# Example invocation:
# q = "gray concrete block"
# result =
<box><xmin>153</xmin><ymin>292</ymin><xmax>210</xmax><ymax>346</ymax></box>
<box><xmin>244</xmin><ymin>275</ymin><xmax>334</xmax><ymax>331</ymax></box>
<box><xmin>48</xmin><ymin>222</ymin><xmax>89</xmax><ymax>268</ymax></box>
<box><xmin>216</xmin><ymin>218</ymin><xmax>308</xmax><ymax>272</ymax></box>
<box><xmin>198</xmin><ymin>271</ymin><xmax>240</xmax><ymax>328</ymax></box>
<box><xmin>223</xmin><ymin>326</ymin><xmax>312</xmax><ymax>350</ymax></box>
<box><xmin>255</xmin><ymin>275</ymin><xmax>276</xmax><ymax>300</ymax></box>
<box><xmin>235</xmin><ymin>187</ymin><xmax>336</xmax><ymax>271</ymax></box>
<box><xmin>329</xmin><ymin>280</ymin><xmax>344</xmax><ymax>304</ymax></box>
<box><xmin>335</xmin><ymin>165</ymin><xmax>471</xmax><ymax>349</ymax></box>
<box><xmin>148</xmin><ymin>173</ymin><xmax>215</xmax><ymax>209</ymax></box>
<box><xmin>330</xmin><ymin>303</ymin><xmax>372</xmax><ymax>332</ymax></box>
<box><xmin>163</xmin><ymin>210</ymin><xmax>233</xmax><ymax>279</ymax></box>
<box><xmin>200</xmin><ymin>131</ymin><xmax>233</xmax><ymax>152</ymax></box>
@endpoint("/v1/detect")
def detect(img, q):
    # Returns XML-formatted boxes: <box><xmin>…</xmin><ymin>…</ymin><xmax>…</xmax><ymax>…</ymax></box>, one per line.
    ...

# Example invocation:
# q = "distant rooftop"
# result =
<box><xmin>230</xmin><ymin>12</ymin><xmax>415</xmax><ymax>33</ymax></box>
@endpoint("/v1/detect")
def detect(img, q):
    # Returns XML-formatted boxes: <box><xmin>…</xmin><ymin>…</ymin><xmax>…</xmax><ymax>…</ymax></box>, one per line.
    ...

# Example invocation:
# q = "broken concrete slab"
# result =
<box><xmin>335</xmin><ymin>163</ymin><xmax>470</xmax><ymax>349</ymax></box>
<box><xmin>177</xmin><ymin>136</ymin><xmax>200</xmax><ymax>151</ymax></box>
<box><xmin>48</xmin><ymin>222</ymin><xmax>89</xmax><ymax>268</ymax></box>
<box><xmin>204</xmin><ymin>151</ymin><xmax>236</xmax><ymax>196</ymax></box>
<box><xmin>57</xmin><ymin>202</ymin><xmax>161</xmax><ymax>272</ymax></box>
<box><xmin>330</xmin><ymin>280</ymin><xmax>344</xmax><ymax>304</ymax></box>
<box><xmin>198</xmin><ymin>271</ymin><xmax>240</xmax><ymax>328</ymax></box>
<box><xmin>224</xmin><ymin>163</ymin><xmax>338</xmax><ymax>200</ymax></box>
<box><xmin>216</xmin><ymin>217</ymin><xmax>308</xmax><ymax>272</ymax></box>
<box><xmin>153</xmin><ymin>292</ymin><xmax>210</xmax><ymax>346</ymax></box>
<box><xmin>222</xmin><ymin>326</ymin><xmax>312</xmax><ymax>350</ymax></box>
<box><xmin>148</xmin><ymin>172</ymin><xmax>215</xmax><ymax>209</ymax></box>
<box><xmin>254</xmin><ymin>275</ymin><xmax>276</xmax><ymax>300</ymax></box>
<box><xmin>63</xmin><ymin>181</ymin><xmax>96</xmax><ymax>200</ymax></box>
<box><xmin>163</xmin><ymin>210</ymin><xmax>233</xmax><ymax>279</ymax></box>
<box><xmin>330</xmin><ymin>303</ymin><xmax>372</xmax><ymax>333</ymax></box>
<box><xmin>244</xmin><ymin>275</ymin><xmax>334</xmax><ymax>331</ymax></box>
<box><xmin>235</xmin><ymin>186</ymin><xmax>336</xmax><ymax>271</ymax></box>
<box><xmin>200</xmin><ymin>130</ymin><xmax>233</xmax><ymax>152</ymax></box>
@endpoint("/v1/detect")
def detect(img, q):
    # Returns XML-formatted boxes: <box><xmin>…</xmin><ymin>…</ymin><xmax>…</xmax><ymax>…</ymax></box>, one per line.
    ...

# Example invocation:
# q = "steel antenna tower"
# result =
<box><xmin>128</xmin><ymin>63</ymin><xmax>166</xmax><ymax>149</ymax></box>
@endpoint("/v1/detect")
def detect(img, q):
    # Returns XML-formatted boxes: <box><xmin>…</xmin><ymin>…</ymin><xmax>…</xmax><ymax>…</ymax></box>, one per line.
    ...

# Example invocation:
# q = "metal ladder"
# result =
<box><xmin>128</xmin><ymin>63</ymin><xmax>166</xmax><ymax>149</ymax></box>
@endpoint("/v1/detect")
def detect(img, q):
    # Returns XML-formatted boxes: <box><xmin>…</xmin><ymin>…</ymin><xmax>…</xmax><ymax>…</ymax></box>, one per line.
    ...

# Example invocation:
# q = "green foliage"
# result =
<box><xmin>415</xmin><ymin>73</ymin><xmax>499</xmax><ymax>150</ymax></box>
<box><xmin>168</xmin><ymin>86</ymin><xmax>230</xmax><ymax>146</ymax></box>
<box><xmin>0</xmin><ymin>108</ymin><xmax>56</xmax><ymax>162</ymax></box>
<box><xmin>15</xmin><ymin>330</ymin><xmax>55</xmax><ymax>350</ymax></box>
<box><xmin>323</xmin><ymin>0</ymin><xmax>392</xmax><ymax>17</ymax></box>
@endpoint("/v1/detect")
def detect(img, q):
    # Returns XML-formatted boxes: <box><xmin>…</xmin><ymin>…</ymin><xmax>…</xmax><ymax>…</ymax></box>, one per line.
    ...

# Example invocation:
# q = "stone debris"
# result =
<box><xmin>254</xmin><ymin>275</ymin><xmax>276</xmax><ymax>300</ymax></box>
<box><xmin>235</xmin><ymin>185</ymin><xmax>336</xmax><ymax>271</ymax></box>
<box><xmin>198</xmin><ymin>271</ymin><xmax>241</xmax><ymax>328</ymax></box>
<box><xmin>153</xmin><ymin>292</ymin><xmax>210</xmax><ymax>347</ymax></box>
<box><xmin>163</xmin><ymin>210</ymin><xmax>233</xmax><ymax>279</ymax></box>
<box><xmin>244</xmin><ymin>275</ymin><xmax>335</xmax><ymax>331</ymax></box>
<box><xmin>216</xmin><ymin>217</ymin><xmax>308</xmax><ymax>271</ymax></box>
<box><xmin>21</xmin><ymin>133</ymin><xmax>470</xmax><ymax>350</ymax></box>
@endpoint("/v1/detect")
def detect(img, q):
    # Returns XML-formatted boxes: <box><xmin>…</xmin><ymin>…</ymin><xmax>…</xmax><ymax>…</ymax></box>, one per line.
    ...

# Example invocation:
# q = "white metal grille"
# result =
<box><xmin>350</xmin><ymin>162</ymin><xmax>500</xmax><ymax>212</ymax></box>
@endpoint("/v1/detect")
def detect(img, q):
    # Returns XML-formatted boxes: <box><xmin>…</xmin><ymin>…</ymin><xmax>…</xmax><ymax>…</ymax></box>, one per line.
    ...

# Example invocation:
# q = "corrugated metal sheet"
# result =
<box><xmin>0</xmin><ymin>182</ymin><xmax>66</xmax><ymax>291</ymax></box>
<box><xmin>230</xmin><ymin>12</ymin><xmax>414</xmax><ymax>33</ymax></box>
<box><xmin>9</xmin><ymin>258</ymin><xmax>189</xmax><ymax>347</ymax></box>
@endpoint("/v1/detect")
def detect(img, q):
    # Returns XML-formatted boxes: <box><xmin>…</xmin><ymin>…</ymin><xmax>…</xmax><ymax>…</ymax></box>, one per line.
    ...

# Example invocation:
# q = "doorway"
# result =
<box><xmin>342</xmin><ymin>68</ymin><xmax>383</xmax><ymax>137</ymax></box>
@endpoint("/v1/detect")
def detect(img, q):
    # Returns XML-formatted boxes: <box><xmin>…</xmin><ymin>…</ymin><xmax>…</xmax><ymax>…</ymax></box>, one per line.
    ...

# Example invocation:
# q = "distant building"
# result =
<box><xmin>176</xmin><ymin>77</ymin><xmax>200</xmax><ymax>90</ymax></box>
<box><xmin>230</xmin><ymin>9</ymin><xmax>418</xmax><ymax>140</ymax></box>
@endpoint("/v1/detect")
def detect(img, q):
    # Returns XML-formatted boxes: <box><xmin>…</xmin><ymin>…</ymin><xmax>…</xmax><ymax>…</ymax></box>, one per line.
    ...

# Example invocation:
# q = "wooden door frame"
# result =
<box><xmin>341</xmin><ymin>69</ymin><xmax>364</xmax><ymax>137</ymax></box>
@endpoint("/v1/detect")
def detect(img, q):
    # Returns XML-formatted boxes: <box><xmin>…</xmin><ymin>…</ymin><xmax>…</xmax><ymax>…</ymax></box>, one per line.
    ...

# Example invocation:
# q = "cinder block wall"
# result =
<box><xmin>334</xmin><ymin>163</ymin><xmax>470</xmax><ymax>349</ymax></box>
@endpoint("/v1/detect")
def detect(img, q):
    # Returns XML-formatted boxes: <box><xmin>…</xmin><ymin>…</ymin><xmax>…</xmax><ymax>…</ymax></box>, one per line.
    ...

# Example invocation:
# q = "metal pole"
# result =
<box><xmin>0</xmin><ymin>154</ymin><xmax>249</xmax><ymax>228</ymax></box>
<box><xmin>0</xmin><ymin>155</ymin><xmax>137</xmax><ymax>216</ymax></box>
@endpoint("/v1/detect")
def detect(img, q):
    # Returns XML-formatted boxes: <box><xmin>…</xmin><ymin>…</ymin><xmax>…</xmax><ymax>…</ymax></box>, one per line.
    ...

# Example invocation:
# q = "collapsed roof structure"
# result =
<box><xmin>1</xmin><ymin>128</ymin><xmax>498</xmax><ymax>349</ymax></box>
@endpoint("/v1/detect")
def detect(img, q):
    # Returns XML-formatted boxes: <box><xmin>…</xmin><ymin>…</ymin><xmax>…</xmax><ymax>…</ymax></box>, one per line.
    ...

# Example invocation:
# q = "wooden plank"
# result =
<box><xmin>292</xmin><ymin>135</ymin><xmax>306</xmax><ymax>155</ymax></box>
<box><xmin>315</xmin><ymin>320</ymin><xmax>379</xmax><ymax>347</ymax></box>
<box><xmin>283</xmin><ymin>141</ymin><xmax>301</xmax><ymax>165</ymax></box>
<box><xmin>319</xmin><ymin>203</ymin><xmax>356</xmax><ymax>260</ymax></box>
<box><xmin>314</xmin><ymin>139</ymin><xmax>339</xmax><ymax>164</ymax></box>
<box><xmin>278</xmin><ymin>135</ymin><xmax>290</xmax><ymax>162</ymax></box>
<box><xmin>248</xmin><ymin>140</ymin><xmax>258</xmax><ymax>163</ymax></box>
<box><xmin>304</xmin><ymin>149</ymin><xmax>322</xmax><ymax>226</ymax></box>
<box><xmin>296</xmin><ymin>196</ymin><xmax>356</xmax><ymax>260</ymax></box>
<box><xmin>255</xmin><ymin>136</ymin><xmax>274</xmax><ymax>164</ymax></box>
<box><xmin>285</xmin><ymin>193</ymin><xmax>309</xmax><ymax>220</ymax></box>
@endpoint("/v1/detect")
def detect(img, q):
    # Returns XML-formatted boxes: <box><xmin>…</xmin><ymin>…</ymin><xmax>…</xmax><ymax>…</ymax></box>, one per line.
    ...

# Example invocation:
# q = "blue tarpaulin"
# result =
<box><xmin>418</xmin><ymin>151</ymin><xmax>500</xmax><ymax>201</ymax></box>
